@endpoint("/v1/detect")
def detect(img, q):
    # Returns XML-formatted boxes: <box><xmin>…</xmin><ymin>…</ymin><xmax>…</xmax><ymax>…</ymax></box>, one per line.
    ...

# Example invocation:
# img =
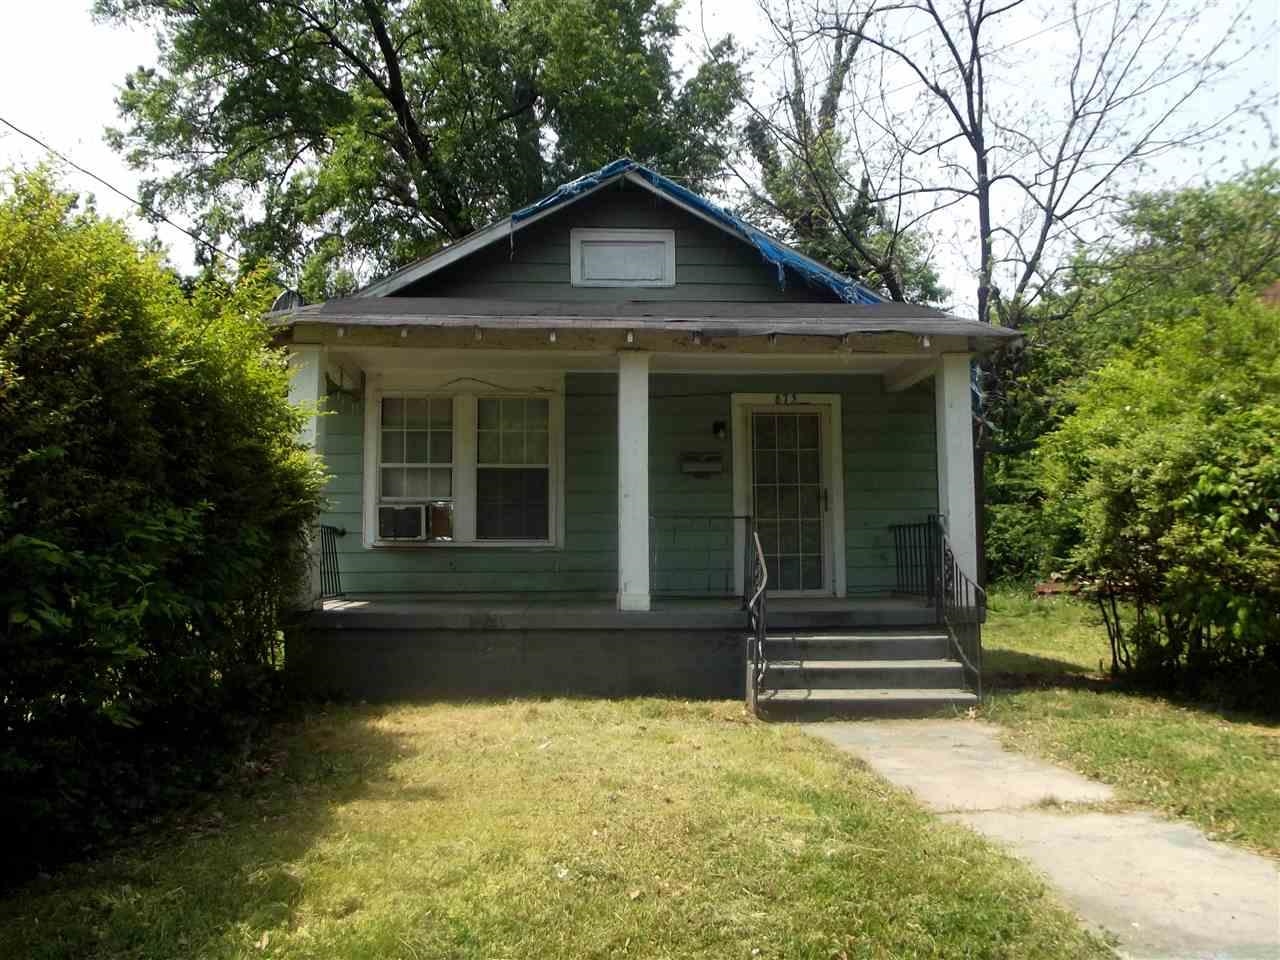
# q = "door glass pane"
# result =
<box><xmin>797</xmin><ymin>416</ymin><xmax>819</xmax><ymax>448</ymax></box>
<box><xmin>478</xmin><ymin>398</ymin><xmax>501</xmax><ymax>429</ymax></box>
<box><xmin>777</xmin><ymin>415</ymin><xmax>797</xmax><ymax>449</ymax></box>
<box><xmin>478</xmin><ymin>430</ymin><xmax>500</xmax><ymax>464</ymax></box>
<box><xmin>381</xmin><ymin>397</ymin><xmax>404</xmax><ymax>427</ymax></box>
<box><xmin>754</xmin><ymin>450</ymin><xmax>777</xmax><ymax>484</ymax></box>
<box><xmin>798</xmin><ymin>450</ymin><xmax>820</xmax><ymax>483</ymax></box>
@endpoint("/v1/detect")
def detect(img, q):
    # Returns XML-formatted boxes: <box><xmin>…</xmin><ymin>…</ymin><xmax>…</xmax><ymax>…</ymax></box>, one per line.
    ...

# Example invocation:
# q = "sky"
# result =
<box><xmin>1</xmin><ymin>0</ymin><xmax>1277</xmax><ymax>314</ymax></box>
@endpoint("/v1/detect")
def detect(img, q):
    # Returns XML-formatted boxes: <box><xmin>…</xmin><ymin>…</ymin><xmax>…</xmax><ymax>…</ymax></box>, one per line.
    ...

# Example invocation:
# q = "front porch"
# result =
<box><xmin>289</xmin><ymin>592</ymin><xmax>945</xmax><ymax>703</ymax></box>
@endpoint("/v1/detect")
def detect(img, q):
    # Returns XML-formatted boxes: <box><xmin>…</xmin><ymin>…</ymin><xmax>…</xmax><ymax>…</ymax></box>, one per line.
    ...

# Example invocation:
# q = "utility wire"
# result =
<box><xmin>0</xmin><ymin>114</ymin><xmax>242</xmax><ymax>265</ymax></box>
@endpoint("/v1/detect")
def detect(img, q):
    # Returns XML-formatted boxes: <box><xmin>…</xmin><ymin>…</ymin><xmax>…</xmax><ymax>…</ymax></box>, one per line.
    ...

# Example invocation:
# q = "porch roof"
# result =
<box><xmin>272</xmin><ymin>297</ymin><xmax>1020</xmax><ymax>349</ymax></box>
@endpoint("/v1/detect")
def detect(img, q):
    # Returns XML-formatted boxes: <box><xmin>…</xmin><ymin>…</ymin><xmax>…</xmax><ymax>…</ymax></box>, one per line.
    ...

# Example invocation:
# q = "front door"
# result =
<box><xmin>751</xmin><ymin>409</ymin><xmax>829</xmax><ymax>594</ymax></box>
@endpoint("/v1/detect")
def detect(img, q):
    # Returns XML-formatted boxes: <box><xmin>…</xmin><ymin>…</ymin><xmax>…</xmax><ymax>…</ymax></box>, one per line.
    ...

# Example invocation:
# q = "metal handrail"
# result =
<box><xmin>319</xmin><ymin>524</ymin><xmax>346</xmax><ymax>599</ymax></box>
<box><xmin>888</xmin><ymin>516</ymin><xmax>985</xmax><ymax>699</ymax></box>
<box><xmin>931</xmin><ymin>515</ymin><xmax>985</xmax><ymax>700</ymax></box>
<box><xmin>745</xmin><ymin>527</ymin><xmax>768</xmax><ymax>713</ymax></box>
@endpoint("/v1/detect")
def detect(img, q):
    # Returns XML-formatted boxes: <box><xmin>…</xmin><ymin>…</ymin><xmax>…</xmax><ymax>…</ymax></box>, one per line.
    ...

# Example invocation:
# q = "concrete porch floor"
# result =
<box><xmin>312</xmin><ymin>593</ymin><xmax>939</xmax><ymax>631</ymax></box>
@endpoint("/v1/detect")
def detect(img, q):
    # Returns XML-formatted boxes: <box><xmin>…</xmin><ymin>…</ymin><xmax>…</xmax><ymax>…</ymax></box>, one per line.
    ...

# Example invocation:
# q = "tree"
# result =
<box><xmin>1039</xmin><ymin>295</ymin><xmax>1280</xmax><ymax>706</ymax></box>
<box><xmin>746</xmin><ymin>0</ymin><xmax>1271</xmax><ymax>325</ymax></box>
<box><xmin>740</xmin><ymin>2</ymin><xmax>946</xmax><ymax>303</ymax></box>
<box><xmin>97</xmin><ymin>0</ymin><xmax>743</xmax><ymax>282</ymax></box>
<box><xmin>982</xmin><ymin>165</ymin><xmax>1280</xmax><ymax>580</ymax></box>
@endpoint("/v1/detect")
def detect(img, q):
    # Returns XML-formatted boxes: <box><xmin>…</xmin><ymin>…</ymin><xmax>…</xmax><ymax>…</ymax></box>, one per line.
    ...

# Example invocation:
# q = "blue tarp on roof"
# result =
<box><xmin>511</xmin><ymin>158</ymin><xmax>885</xmax><ymax>305</ymax></box>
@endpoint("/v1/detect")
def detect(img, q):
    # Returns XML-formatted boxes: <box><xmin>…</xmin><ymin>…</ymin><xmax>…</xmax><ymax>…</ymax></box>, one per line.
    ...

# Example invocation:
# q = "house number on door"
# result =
<box><xmin>774</xmin><ymin>393</ymin><xmax>799</xmax><ymax>405</ymax></box>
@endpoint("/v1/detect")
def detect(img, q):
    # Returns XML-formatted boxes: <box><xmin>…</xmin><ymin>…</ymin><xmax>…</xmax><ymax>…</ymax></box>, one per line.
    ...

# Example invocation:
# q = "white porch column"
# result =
<box><xmin>935</xmin><ymin>353</ymin><xmax>979</xmax><ymax>582</ymax></box>
<box><xmin>616</xmin><ymin>351</ymin><xmax>651</xmax><ymax>611</ymax></box>
<box><xmin>288</xmin><ymin>344</ymin><xmax>326</xmax><ymax>607</ymax></box>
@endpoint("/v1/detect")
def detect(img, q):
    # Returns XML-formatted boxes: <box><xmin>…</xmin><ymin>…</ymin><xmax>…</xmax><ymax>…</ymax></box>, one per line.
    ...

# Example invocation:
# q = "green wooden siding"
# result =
<box><xmin>317</xmin><ymin>373</ymin><xmax>936</xmax><ymax>595</ymax></box>
<box><xmin>395</xmin><ymin>182</ymin><xmax>840</xmax><ymax>302</ymax></box>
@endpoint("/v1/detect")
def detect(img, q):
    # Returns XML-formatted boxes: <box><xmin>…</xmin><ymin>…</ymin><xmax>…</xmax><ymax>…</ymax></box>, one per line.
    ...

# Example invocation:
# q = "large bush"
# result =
<box><xmin>1040</xmin><ymin>296</ymin><xmax>1280</xmax><ymax>707</ymax></box>
<box><xmin>983</xmin><ymin>166</ymin><xmax>1280</xmax><ymax>582</ymax></box>
<box><xmin>0</xmin><ymin>170</ymin><xmax>323</xmax><ymax>877</ymax></box>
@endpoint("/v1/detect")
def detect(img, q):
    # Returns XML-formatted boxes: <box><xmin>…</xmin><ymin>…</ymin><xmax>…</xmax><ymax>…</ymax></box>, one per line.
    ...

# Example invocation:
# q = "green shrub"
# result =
<box><xmin>0</xmin><ymin>169</ymin><xmax>324</xmax><ymax>878</ymax></box>
<box><xmin>1041</xmin><ymin>296</ymin><xmax>1280</xmax><ymax>708</ymax></box>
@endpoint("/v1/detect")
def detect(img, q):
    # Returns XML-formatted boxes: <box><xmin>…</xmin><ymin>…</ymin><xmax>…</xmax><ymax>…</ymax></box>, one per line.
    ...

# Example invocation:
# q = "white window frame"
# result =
<box><xmin>375</xmin><ymin>393</ymin><xmax>455</xmax><ymax>542</ymax></box>
<box><xmin>570</xmin><ymin>228</ymin><xmax>676</xmax><ymax>287</ymax></box>
<box><xmin>363</xmin><ymin>377</ymin><xmax>565</xmax><ymax>549</ymax></box>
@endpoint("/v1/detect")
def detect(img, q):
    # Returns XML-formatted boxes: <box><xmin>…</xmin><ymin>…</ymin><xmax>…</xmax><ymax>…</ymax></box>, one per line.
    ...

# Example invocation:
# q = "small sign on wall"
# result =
<box><xmin>680</xmin><ymin>452</ymin><xmax>724</xmax><ymax>476</ymax></box>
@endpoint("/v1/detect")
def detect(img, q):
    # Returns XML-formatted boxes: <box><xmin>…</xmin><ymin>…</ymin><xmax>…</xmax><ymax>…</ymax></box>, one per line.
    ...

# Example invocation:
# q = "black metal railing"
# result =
<box><xmin>745</xmin><ymin>526</ymin><xmax>769</xmax><ymax>714</ymax></box>
<box><xmin>892</xmin><ymin>518</ymin><xmax>940</xmax><ymax>600</ymax></box>
<box><xmin>319</xmin><ymin>524</ymin><xmax>346</xmax><ymax>599</ymax></box>
<box><xmin>648</xmin><ymin>514</ymin><xmax>755</xmax><ymax>601</ymax></box>
<box><xmin>889</xmin><ymin>515</ymin><xmax>985</xmax><ymax>698</ymax></box>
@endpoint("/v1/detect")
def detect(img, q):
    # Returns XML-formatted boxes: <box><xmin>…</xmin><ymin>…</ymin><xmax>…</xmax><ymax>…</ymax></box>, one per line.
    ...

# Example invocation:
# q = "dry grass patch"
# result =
<box><xmin>0</xmin><ymin>699</ymin><xmax>1105</xmax><ymax>959</ymax></box>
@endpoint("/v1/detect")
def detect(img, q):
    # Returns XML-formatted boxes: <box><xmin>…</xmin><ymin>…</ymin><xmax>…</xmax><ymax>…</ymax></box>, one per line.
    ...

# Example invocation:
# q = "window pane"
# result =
<box><xmin>429</xmin><ymin>398</ymin><xmax>453</xmax><ymax>428</ymax></box>
<box><xmin>382</xmin><ymin>397</ymin><xmax>404</xmax><ymax>427</ymax></box>
<box><xmin>478</xmin><ymin>398</ymin><xmax>500</xmax><ymax>429</ymax></box>
<box><xmin>404</xmin><ymin>398</ymin><xmax>429</xmax><ymax>428</ymax></box>
<box><xmin>404</xmin><ymin>467</ymin><xmax>430</xmax><ymax>498</ymax></box>
<box><xmin>428</xmin><ymin>468</ymin><xmax>452</xmax><ymax>498</ymax></box>
<box><xmin>476</xmin><ymin>467</ymin><xmax>549</xmax><ymax>539</ymax></box>
<box><xmin>403</xmin><ymin>430</ymin><xmax>428</xmax><ymax>463</ymax></box>
<box><xmin>501</xmin><ymin>430</ymin><xmax>525</xmax><ymax>464</ymax></box>
<box><xmin>526</xmin><ymin>398</ymin><xmax>549</xmax><ymax>429</ymax></box>
<box><xmin>429</xmin><ymin>431</ymin><xmax>452</xmax><ymax>464</ymax></box>
<box><xmin>500</xmin><ymin>398</ymin><xmax>524</xmax><ymax>431</ymax></box>
<box><xmin>382</xmin><ymin>429</ymin><xmax>405</xmax><ymax>464</ymax></box>
<box><xmin>381</xmin><ymin>467</ymin><xmax>405</xmax><ymax>497</ymax></box>
<box><xmin>526</xmin><ymin>430</ymin><xmax>549</xmax><ymax>465</ymax></box>
<box><xmin>478</xmin><ymin>430</ymin><xmax>500</xmax><ymax>464</ymax></box>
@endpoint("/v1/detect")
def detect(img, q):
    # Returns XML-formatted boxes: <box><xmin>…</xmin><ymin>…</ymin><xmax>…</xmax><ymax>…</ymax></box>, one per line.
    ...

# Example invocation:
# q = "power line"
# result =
<box><xmin>0</xmin><ymin>114</ymin><xmax>242</xmax><ymax>265</ymax></box>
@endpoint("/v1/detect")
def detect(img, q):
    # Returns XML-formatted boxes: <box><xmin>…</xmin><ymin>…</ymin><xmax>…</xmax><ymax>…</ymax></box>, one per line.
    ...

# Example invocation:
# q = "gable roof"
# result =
<box><xmin>354</xmin><ymin>158</ymin><xmax>885</xmax><ymax>304</ymax></box>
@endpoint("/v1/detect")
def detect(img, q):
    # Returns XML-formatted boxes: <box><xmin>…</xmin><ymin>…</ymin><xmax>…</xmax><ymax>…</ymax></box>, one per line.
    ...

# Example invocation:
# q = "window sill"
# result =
<box><xmin>369</xmin><ymin>539</ymin><xmax>560</xmax><ymax>550</ymax></box>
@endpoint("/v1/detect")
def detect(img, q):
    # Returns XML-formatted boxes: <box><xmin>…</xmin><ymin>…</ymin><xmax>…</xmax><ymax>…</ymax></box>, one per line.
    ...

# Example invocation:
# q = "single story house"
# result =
<box><xmin>277</xmin><ymin>159</ymin><xmax>1017</xmax><ymax>717</ymax></box>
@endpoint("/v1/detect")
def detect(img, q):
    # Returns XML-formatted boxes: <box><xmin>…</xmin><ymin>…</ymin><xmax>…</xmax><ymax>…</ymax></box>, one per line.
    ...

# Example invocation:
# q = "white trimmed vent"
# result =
<box><xmin>570</xmin><ymin>228</ymin><xmax>675</xmax><ymax>287</ymax></box>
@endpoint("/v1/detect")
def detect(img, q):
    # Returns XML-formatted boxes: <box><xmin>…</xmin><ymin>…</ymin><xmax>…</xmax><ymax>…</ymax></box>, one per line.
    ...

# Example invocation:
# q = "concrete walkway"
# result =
<box><xmin>806</xmin><ymin>720</ymin><xmax>1280</xmax><ymax>960</ymax></box>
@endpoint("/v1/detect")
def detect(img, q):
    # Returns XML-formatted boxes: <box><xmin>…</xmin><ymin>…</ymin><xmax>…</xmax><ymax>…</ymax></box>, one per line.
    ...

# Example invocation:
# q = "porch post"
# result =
<box><xmin>616</xmin><ymin>351</ymin><xmax>651</xmax><ymax>611</ymax></box>
<box><xmin>289</xmin><ymin>344</ymin><xmax>326</xmax><ymax>607</ymax></box>
<box><xmin>934</xmin><ymin>353</ymin><xmax>979</xmax><ymax>582</ymax></box>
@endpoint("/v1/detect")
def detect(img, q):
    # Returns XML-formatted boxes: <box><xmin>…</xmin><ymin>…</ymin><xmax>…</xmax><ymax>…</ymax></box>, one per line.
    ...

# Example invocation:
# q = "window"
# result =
<box><xmin>477</xmin><ymin>397</ymin><xmax>550</xmax><ymax>540</ymax></box>
<box><xmin>367</xmin><ymin>389</ymin><xmax>560</xmax><ymax>547</ymax></box>
<box><xmin>378</xmin><ymin>396</ymin><xmax>453</xmax><ymax>540</ymax></box>
<box><xmin>570</xmin><ymin>228</ymin><xmax>675</xmax><ymax>287</ymax></box>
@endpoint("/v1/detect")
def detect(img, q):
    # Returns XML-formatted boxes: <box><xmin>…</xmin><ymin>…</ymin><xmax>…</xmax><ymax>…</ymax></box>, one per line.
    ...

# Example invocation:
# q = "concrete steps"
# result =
<box><xmin>752</xmin><ymin>627</ymin><xmax>975</xmax><ymax>719</ymax></box>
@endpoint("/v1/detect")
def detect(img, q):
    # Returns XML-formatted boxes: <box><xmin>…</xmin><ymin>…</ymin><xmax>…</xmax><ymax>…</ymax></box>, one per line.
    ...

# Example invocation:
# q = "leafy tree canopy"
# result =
<box><xmin>983</xmin><ymin>165</ymin><xmax>1280</xmax><ymax>581</ymax></box>
<box><xmin>97</xmin><ymin>0</ymin><xmax>743</xmax><ymax>290</ymax></box>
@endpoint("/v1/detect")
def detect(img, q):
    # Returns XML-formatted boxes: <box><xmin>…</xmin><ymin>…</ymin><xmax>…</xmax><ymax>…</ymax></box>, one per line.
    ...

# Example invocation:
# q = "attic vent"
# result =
<box><xmin>570</xmin><ymin>228</ymin><xmax>675</xmax><ymax>287</ymax></box>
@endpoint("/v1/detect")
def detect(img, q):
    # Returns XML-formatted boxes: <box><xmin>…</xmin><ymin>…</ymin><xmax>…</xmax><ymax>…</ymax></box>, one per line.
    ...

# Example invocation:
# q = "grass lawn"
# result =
<box><xmin>982</xmin><ymin>585</ymin><xmax>1280</xmax><ymax>857</ymax></box>
<box><xmin>0</xmin><ymin>699</ymin><xmax>1106</xmax><ymax>959</ymax></box>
